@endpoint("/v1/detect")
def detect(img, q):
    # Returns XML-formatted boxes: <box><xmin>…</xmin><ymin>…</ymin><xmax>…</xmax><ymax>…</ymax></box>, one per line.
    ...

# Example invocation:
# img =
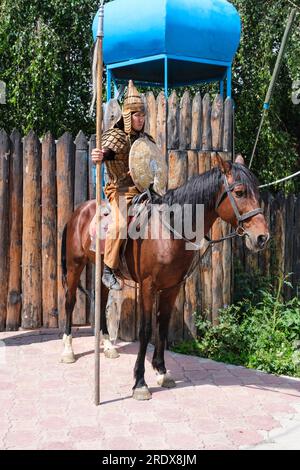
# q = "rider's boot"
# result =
<box><xmin>102</xmin><ymin>264</ymin><xmax>122</xmax><ymax>290</ymax></box>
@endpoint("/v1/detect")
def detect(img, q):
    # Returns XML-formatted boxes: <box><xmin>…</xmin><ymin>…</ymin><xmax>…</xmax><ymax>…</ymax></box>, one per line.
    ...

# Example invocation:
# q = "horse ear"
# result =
<box><xmin>235</xmin><ymin>154</ymin><xmax>245</xmax><ymax>166</ymax></box>
<box><xmin>213</xmin><ymin>153</ymin><xmax>231</xmax><ymax>174</ymax></box>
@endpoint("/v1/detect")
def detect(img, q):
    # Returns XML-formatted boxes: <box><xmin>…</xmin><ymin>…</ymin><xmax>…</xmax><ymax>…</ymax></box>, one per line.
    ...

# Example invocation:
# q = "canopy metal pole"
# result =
<box><xmin>226</xmin><ymin>67</ymin><xmax>232</xmax><ymax>98</ymax></box>
<box><xmin>95</xmin><ymin>0</ymin><xmax>105</xmax><ymax>407</ymax></box>
<box><xmin>249</xmin><ymin>8</ymin><xmax>297</xmax><ymax>169</ymax></box>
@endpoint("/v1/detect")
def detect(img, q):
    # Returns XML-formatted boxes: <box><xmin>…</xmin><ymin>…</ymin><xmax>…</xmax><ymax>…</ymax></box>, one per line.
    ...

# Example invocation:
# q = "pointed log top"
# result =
<box><xmin>202</xmin><ymin>93</ymin><xmax>211</xmax><ymax>105</ymax></box>
<box><xmin>75</xmin><ymin>130</ymin><xmax>87</xmax><ymax>149</ymax></box>
<box><xmin>157</xmin><ymin>91</ymin><xmax>166</xmax><ymax>103</ymax></box>
<box><xmin>192</xmin><ymin>92</ymin><xmax>202</xmax><ymax>105</ymax></box>
<box><xmin>213</xmin><ymin>94</ymin><xmax>223</xmax><ymax>104</ymax></box>
<box><xmin>0</xmin><ymin>128</ymin><xmax>9</xmax><ymax>139</ymax></box>
<box><xmin>181</xmin><ymin>90</ymin><xmax>191</xmax><ymax>105</ymax></box>
<box><xmin>89</xmin><ymin>134</ymin><xmax>96</xmax><ymax>146</ymax></box>
<box><xmin>57</xmin><ymin>131</ymin><xmax>73</xmax><ymax>144</ymax></box>
<box><xmin>224</xmin><ymin>96</ymin><xmax>234</xmax><ymax>106</ymax></box>
<box><xmin>168</xmin><ymin>89</ymin><xmax>178</xmax><ymax>104</ymax></box>
<box><xmin>146</xmin><ymin>91</ymin><xmax>155</xmax><ymax>100</ymax></box>
<box><xmin>10</xmin><ymin>129</ymin><xmax>22</xmax><ymax>140</ymax></box>
<box><xmin>24</xmin><ymin>130</ymin><xmax>40</xmax><ymax>144</ymax></box>
<box><xmin>42</xmin><ymin>131</ymin><xmax>55</xmax><ymax>143</ymax></box>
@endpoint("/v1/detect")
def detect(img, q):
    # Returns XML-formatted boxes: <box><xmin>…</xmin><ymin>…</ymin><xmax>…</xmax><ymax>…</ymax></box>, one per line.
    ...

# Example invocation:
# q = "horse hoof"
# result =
<box><xmin>104</xmin><ymin>348</ymin><xmax>120</xmax><ymax>359</ymax></box>
<box><xmin>60</xmin><ymin>353</ymin><xmax>76</xmax><ymax>364</ymax></box>
<box><xmin>157</xmin><ymin>373</ymin><xmax>176</xmax><ymax>388</ymax></box>
<box><xmin>132</xmin><ymin>386</ymin><xmax>152</xmax><ymax>401</ymax></box>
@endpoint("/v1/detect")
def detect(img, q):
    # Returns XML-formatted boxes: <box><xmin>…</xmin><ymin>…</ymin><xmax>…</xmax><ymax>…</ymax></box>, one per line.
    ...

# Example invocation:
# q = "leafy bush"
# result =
<box><xmin>172</xmin><ymin>275</ymin><xmax>300</xmax><ymax>377</ymax></box>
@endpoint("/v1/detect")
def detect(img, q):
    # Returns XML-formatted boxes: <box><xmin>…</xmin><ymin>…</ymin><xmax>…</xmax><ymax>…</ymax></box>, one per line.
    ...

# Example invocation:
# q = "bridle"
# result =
<box><xmin>155</xmin><ymin>172</ymin><xmax>264</xmax><ymax>291</ymax></box>
<box><xmin>214</xmin><ymin>173</ymin><xmax>263</xmax><ymax>240</ymax></box>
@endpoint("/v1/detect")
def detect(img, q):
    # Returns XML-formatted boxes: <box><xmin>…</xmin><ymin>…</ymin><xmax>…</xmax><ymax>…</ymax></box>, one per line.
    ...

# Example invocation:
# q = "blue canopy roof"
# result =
<box><xmin>92</xmin><ymin>0</ymin><xmax>241</xmax><ymax>90</ymax></box>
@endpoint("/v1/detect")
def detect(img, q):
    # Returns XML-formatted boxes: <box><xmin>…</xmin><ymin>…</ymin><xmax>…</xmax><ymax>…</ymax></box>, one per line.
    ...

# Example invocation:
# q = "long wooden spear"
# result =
<box><xmin>94</xmin><ymin>0</ymin><xmax>105</xmax><ymax>406</ymax></box>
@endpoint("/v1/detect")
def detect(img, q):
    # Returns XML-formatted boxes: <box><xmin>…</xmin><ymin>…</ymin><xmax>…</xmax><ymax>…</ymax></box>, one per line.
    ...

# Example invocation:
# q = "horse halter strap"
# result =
<box><xmin>215</xmin><ymin>174</ymin><xmax>263</xmax><ymax>237</ymax></box>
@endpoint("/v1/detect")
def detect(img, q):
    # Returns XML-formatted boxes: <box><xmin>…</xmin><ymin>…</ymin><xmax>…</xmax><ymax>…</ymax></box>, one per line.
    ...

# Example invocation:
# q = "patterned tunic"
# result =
<box><xmin>102</xmin><ymin>128</ymin><xmax>154</xmax><ymax>186</ymax></box>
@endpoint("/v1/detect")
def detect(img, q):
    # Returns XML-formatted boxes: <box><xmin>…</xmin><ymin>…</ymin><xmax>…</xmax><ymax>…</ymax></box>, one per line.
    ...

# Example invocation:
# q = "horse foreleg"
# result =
<box><xmin>132</xmin><ymin>279</ymin><xmax>154</xmax><ymax>400</ymax></box>
<box><xmin>152</xmin><ymin>286</ymin><xmax>180</xmax><ymax>388</ymax></box>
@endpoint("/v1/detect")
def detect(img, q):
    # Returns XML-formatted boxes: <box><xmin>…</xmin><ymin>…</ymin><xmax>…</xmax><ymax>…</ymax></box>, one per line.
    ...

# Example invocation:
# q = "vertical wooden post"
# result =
<box><xmin>211</xmin><ymin>95</ymin><xmax>224</xmax><ymax>324</ymax></box>
<box><xmin>0</xmin><ymin>130</ymin><xmax>10</xmax><ymax>331</ymax></box>
<box><xmin>184</xmin><ymin>270</ymin><xmax>201</xmax><ymax>340</ymax></box>
<box><xmin>179</xmin><ymin>91</ymin><xmax>192</xmax><ymax>150</ymax></box>
<box><xmin>168</xmin><ymin>150</ymin><xmax>187</xmax><ymax>342</ymax></box>
<box><xmin>73</xmin><ymin>131</ymin><xmax>88</xmax><ymax>325</ymax></box>
<box><xmin>156</xmin><ymin>91</ymin><xmax>167</xmax><ymax>158</ymax></box>
<box><xmin>41</xmin><ymin>132</ymin><xmax>57</xmax><ymax>328</ymax></box>
<box><xmin>145</xmin><ymin>92</ymin><xmax>157</xmax><ymax>141</ymax></box>
<box><xmin>167</xmin><ymin>91</ymin><xmax>179</xmax><ymax>150</ymax></box>
<box><xmin>56</xmin><ymin>132</ymin><xmax>74</xmax><ymax>329</ymax></box>
<box><xmin>292</xmin><ymin>195</ymin><xmax>300</xmax><ymax>296</ymax></box>
<box><xmin>284</xmin><ymin>194</ymin><xmax>295</xmax><ymax>299</ymax></box>
<box><xmin>200</xmin><ymin>94</ymin><xmax>212</xmax><ymax>322</ymax></box>
<box><xmin>191</xmin><ymin>92</ymin><xmax>202</xmax><ymax>150</ymax></box>
<box><xmin>22</xmin><ymin>131</ymin><xmax>42</xmax><ymax>329</ymax></box>
<box><xmin>258</xmin><ymin>191</ymin><xmax>271</xmax><ymax>278</ymax></box>
<box><xmin>222</xmin><ymin>97</ymin><xmax>234</xmax><ymax>307</ymax></box>
<box><xmin>6</xmin><ymin>130</ymin><xmax>23</xmax><ymax>330</ymax></box>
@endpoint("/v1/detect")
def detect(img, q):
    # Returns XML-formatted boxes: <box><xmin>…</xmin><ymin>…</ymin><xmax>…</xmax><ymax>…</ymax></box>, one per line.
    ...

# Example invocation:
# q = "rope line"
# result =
<box><xmin>287</xmin><ymin>0</ymin><xmax>300</xmax><ymax>13</ymax></box>
<box><xmin>259</xmin><ymin>170</ymin><xmax>300</xmax><ymax>188</ymax></box>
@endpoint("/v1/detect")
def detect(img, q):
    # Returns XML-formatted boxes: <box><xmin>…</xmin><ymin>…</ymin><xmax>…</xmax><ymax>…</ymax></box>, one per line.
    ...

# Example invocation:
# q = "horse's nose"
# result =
<box><xmin>257</xmin><ymin>234</ymin><xmax>269</xmax><ymax>249</ymax></box>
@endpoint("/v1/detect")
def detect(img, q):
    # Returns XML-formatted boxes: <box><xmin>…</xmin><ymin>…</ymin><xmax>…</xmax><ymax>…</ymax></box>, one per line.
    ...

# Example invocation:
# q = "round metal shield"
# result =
<box><xmin>129</xmin><ymin>138</ymin><xmax>167</xmax><ymax>195</ymax></box>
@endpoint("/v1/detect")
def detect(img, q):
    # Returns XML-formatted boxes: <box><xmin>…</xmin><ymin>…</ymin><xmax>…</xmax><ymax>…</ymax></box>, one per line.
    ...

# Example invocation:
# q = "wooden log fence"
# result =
<box><xmin>0</xmin><ymin>91</ymin><xmax>299</xmax><ymax>341</ymax></box>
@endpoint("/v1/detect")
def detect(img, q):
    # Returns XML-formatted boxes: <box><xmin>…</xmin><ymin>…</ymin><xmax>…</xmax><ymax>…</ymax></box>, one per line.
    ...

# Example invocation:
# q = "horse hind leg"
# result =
<box><xmin>61</xmin><ymin>263</ymin><xmax>85</xmax><ymax>364</ymax></box>
<box><xmin>132</xmin><ymin>279</ymin><xmax>154</xmax><ymax>401</ymax></box>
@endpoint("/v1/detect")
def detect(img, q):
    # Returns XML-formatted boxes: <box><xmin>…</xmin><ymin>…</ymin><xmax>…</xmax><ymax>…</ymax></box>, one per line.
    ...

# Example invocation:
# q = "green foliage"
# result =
<box><xmin>0</xmin><ymin>0</ymin><xmax>100</xmax><ymax>136</ymax></box>
<box><xmin>172</xmin><ymin>275</ymin><xmax>300</xmax><ymax>377</ymax></box>
<box><xmin>231</xmin><ymin>0</ymin><xmax>300</xmax><ymax>192</ymax></box>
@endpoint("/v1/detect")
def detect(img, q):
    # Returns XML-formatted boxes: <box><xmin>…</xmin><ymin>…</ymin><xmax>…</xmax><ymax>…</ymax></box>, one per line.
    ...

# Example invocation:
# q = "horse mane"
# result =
<box><xmin>154</xmin><ymin>163</ymin><xmax>259</xmax><ymax>209</ymax></box>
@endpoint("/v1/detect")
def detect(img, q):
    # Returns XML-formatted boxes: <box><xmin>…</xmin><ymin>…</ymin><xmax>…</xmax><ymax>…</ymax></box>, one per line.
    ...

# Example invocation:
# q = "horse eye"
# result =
<box><xmin>235</xmin><ymin>190</ymin><xmax>245</xmax><ymax>198</ymax></box>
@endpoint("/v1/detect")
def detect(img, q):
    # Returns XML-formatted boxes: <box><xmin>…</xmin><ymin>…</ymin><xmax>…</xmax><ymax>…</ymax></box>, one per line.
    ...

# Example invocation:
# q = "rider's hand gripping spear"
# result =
<box><xmin>94</xmin><ymin>0</ymin><xmax>104</xmax><ymax>406</ymax></box>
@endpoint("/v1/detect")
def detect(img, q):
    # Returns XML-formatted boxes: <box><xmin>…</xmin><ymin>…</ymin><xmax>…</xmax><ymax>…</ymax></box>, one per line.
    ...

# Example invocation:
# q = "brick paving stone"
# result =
<box><xmin>103</xmin><ymin>436</ymin><xmax>141</xmax><ymax>450</ymax></box>
<box><xmin>38</xmin><ymin>441</ymin><xmax>74</xmax><ymax>450</ymax></box>
<box><xmin>227</xmin><ymin>429</ymin><xmax>264</xmax><ymax>446</ymax></box>
<box><xmin>245</xmin><ymin>415</ymin><xmax>281</xmax><ymax>431</ymax></box>
<box><xmin>188</xmin><ymin>418</ymin><xmax>222</xmax><ymax>434</ymax></box>
<box><xmin>5</xmin><ymin>430</ymin><xmax>40</xmax><ymax>448</ymax></box>
<box><xmin>69</xmin><ymin>425</ymin><xmax>101</xmax><ymax>441</ymax></box>
<box><xmin>164</xmin><ymin>432</ymin><xmax>204</xmax><ymax>450</ymax></box>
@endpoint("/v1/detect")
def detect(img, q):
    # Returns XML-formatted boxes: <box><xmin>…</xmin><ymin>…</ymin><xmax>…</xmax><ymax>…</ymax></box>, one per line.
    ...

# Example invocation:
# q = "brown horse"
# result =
<box><xmin>60</xmin><ymin>154</ymin><xmax>269</xmax><ymax>400</ymax></box>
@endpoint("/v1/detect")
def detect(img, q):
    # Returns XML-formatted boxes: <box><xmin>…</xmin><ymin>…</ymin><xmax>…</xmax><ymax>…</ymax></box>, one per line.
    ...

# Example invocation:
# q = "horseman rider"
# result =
<box><xmin>91</xmin><ymin>80</ymin><xmax>155</xmax><ymax>290</ymax></box>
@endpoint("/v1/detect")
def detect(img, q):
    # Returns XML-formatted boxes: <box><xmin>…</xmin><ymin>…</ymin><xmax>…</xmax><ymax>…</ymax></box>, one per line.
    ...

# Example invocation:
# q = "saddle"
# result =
<box><xmin>88</xmin><ymin>190</ymin><xmax>153</xmax><ymax>279</ymax></box>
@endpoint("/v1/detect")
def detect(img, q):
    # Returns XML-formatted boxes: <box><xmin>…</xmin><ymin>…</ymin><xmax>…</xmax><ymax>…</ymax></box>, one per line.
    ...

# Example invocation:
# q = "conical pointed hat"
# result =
<box><xmin>123</xmin><ymin>80</ymin><xmax>145</xmax><ymax>133</ymax></box>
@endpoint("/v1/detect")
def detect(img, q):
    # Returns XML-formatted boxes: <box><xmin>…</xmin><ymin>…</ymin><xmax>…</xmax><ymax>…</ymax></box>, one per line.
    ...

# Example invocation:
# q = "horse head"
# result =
<box><xmin>214</xmin><ymin>153</ymin><xmax>269</xmax><ymax>252</ymax></box>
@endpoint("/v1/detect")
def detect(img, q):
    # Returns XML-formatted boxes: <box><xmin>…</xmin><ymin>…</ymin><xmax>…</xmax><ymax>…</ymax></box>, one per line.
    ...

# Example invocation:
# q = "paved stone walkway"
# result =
<box><xmin>1</xmin><ymin>328</ymin><xmax>300</xmax><ymax>450</ymax></box>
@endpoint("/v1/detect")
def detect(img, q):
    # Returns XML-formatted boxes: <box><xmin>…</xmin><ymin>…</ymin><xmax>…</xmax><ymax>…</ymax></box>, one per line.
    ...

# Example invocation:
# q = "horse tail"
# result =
<box><xmin>61</xmin><ymin>223</ymin><xmax>68</xmax><ymax>290</ymax></box>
